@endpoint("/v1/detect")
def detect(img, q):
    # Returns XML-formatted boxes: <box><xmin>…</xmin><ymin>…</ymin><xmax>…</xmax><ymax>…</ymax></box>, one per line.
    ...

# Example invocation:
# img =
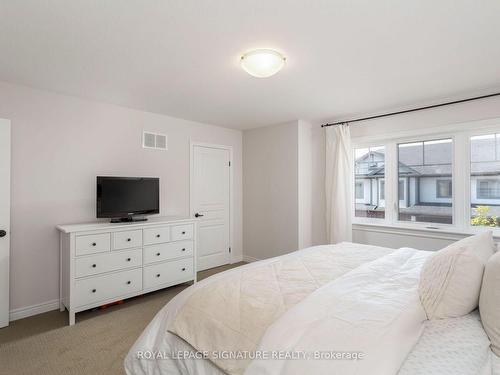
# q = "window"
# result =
<box><xmin>355</xmin><ymin>181</ymin><xmax>364</xmax><ymax>199</ymax></box>
<box><xmin>477</xmin><ymin>180</ymin><xmax>500</xmax><ymax>199</ymax></box>
<box><xmin>398</xmin><ymin>139</ymin><xmax>453</xmax><ymax>224</ymax></box>
<box><xmin>352</xmin><ymin>126</ymin><xmax>500</xmax><ymax>233</ymax></box>
<box><xmin>354</xmin><ymin>146</ymin><xmax>385</xmax><ymax>219</ymax></box>
<box><xmin>436</xmin><ymin>179</ymin><xmax>452</xmax><ymax>198</ymax></box>
<box><xmin>471</xmin><ymin>134</ymin><xmax>500</xmax><ymax>227</ymax></box>
<box><xmin>398</xmin><ymin>180</ymin><xmax>405</xmax><ymax>201</ymax></box>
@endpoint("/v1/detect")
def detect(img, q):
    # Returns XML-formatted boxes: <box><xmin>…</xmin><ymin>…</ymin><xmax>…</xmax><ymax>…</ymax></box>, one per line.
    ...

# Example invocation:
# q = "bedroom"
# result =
<box><xmin>0</xmin><ymin>0</ymin><xmax>499</xmax><ymax>374</ymax></box>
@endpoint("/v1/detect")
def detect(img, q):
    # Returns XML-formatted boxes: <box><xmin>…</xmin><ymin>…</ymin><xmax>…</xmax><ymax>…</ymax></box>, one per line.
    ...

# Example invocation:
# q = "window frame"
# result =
<box><xmin>396</xmin><ymin>136</ymin><xmax>455</xmax><ymax>226</ymax></box>
<box><xmin>351</xmin><ymin>120</ymin><xmax>500</xmax><ymax>236</ymax></box>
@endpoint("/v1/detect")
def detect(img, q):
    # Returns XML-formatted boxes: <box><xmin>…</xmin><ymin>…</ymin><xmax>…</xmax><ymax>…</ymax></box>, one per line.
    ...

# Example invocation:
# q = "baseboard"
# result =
<box><xmin>231</xmin><ymin>254</ymin><xmax>243</xmax><ymax>263</ymax></box>
<box><xmin>9</xmin><ymin>299</ymin><xmax>60</xmax><ymax>322</ymax></box>
<box><xmin>242</xmin><ymin>255</ymin><xmax>261</xmax><ymax>263</ymax></box>
<box><xmin>8</xmin><ymin>256</ymin><xmax>260</xmax><ymax>321</ymax></box>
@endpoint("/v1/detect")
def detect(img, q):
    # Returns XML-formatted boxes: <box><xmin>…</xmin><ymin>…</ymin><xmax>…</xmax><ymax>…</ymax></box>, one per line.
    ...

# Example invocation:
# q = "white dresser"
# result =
<box><xmin>57</xmin><ymin>216</ymin><xmax>197</xmax><ymax>325</ymax></box>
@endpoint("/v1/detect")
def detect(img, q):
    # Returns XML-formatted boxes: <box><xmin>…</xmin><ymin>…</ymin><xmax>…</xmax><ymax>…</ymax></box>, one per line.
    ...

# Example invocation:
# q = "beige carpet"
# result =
<box><xmin>0</xmin><ymin>262</ymin><xmax>244</xmax><ymax>375</ymax></box>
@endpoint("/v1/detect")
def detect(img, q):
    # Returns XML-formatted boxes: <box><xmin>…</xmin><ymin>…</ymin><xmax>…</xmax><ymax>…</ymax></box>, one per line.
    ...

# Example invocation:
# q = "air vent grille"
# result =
<box><xmin>155</xmin><ymin>134</ymin><xmax>167</xmax><ymax>149</ymax></box>
<box><xmin>143</xmin><ymin>131</ymin><xmax>168</xmax><ymax>150</ymax></box>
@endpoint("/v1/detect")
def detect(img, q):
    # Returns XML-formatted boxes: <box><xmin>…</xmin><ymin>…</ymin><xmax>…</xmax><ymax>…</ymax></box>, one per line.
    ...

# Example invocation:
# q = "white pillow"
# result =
<box><xmin>479</xmin><ymin>250</ymin><xmax>500</xmax><ymax>356</ymax></box>
<box><xmin>419</xmin><ymin>231</ymin><xmax>494</xmax><ymax>319</ymax></box>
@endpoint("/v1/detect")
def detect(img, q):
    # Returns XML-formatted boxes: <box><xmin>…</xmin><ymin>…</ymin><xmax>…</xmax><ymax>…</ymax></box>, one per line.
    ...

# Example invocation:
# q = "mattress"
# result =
<box><xmin>398</xmin><ymin>311</ymin><xmax>493</xmax><ymax>375</ymax></box>
<box><xmin>494</xmin><ymin>354</ymin><xmax>500</xmax><ymax>375</ymax></box>
<box><xmin>170</xmin><ymin>242</ymin><xmax>401</xmax><ymax>375</ymax></box>
<box><xmin>125</xmin><ymin>307</ymin><xmax>496</xmax><ymax>375</ymax></box>
<box><xmin>125</xmin><ymin>243</ymin><xmax>498</xmax><ymax>375</ymax></box>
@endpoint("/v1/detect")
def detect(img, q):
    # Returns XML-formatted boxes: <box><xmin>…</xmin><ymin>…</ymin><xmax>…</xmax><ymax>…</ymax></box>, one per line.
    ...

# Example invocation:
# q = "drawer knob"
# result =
<box><xmin>156</xmin><ymin>234</ymin><xmax>161</xmax><ymax>238</ymax></box>
<box><xmin>182</xmin><ymin>267</ymin><xmax>186</xmax><ymax>271</ymax></box>
<box><xmin>127</xmin><ymin>238</ymin><xmax>131</xmax><ymax>242</ymax></box>
<box><xmin>92</xmin><ymin>264</ymin><xmax>97</xmax><ymax>268</ymax></box>
<box><xmin>92</xmin><ymin>289</ymin><xmax>96</xmax><ymax>293</ymax></box>
<box><xmin>91</xmin><ymin>242</ymin><xmax>96</xmax><ymax>247</ymax></box>
<box><xmin>182</xmin><ymin>248</ymin><xmax>186</xmax><ymax>251</ymax></box>
<box><xmin>126</xmin><ymin>258</ymin><xmax>131</xmax><ymax>262</ymax></box>
<box><xmin>156</xmin><ymin>273</ymin><xmax>161</xmax><ymax>278</ymax></box>
<box><xmin>182</xmin><ymin>231</ymin><xmax>186</xmax><ymax>235</ymax></box>
<box><xmin>156</xmin><ymin>252</ymin><xmax>161</xmax><ymax>256</ymax></box>
<box><xmin>126</xmin><ymin>281</ymin><xmax>131</xmax><ymax>285</ymax></box>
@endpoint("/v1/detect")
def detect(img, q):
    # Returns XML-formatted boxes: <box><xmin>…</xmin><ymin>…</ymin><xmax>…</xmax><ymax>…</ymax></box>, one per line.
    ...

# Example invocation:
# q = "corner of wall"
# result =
<box><xmin>298</xmin><ymin>121</ymin><xmax>313</xmax><ymax>249</ymax></box>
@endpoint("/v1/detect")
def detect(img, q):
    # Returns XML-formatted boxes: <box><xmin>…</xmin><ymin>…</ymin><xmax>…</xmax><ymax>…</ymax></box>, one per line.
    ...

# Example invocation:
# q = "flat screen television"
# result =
<box><xmin>96</xmin><ymin>176</ymin><xmax>159</xmax><ymax>222</ymax></box>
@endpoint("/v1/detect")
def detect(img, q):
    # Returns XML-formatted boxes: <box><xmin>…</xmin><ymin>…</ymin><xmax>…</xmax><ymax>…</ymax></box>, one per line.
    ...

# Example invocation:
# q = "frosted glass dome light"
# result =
<box><xmin>240</xmin><ymin>49</ymin><xmax>286</xmax><ymax>78</ymax></box>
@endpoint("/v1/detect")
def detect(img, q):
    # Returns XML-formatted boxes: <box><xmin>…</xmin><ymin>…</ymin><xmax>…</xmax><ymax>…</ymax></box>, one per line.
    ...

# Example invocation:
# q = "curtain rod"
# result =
<box><xmin>321</xmin><ymin>92</ymin><xmax>500</xmax><ymax>128</ymax></box>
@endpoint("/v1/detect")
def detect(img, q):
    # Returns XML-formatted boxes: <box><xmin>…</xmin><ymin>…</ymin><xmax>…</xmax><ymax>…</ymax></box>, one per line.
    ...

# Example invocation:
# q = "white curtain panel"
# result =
<box><xmin>325</xmin><ymin>124</ymin><xmax>353</xmax><ymax>243</ymax></box>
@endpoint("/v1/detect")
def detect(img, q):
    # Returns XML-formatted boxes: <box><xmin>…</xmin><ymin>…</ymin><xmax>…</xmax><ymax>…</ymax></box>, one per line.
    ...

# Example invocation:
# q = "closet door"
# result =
<box><xmin>191</xmin><ymin>144</ymin><xmax>231</xmax><ymax>271</ymax></box>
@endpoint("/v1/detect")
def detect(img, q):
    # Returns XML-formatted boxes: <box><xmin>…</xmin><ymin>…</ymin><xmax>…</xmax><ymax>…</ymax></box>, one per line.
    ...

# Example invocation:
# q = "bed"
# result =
<box><xmin>124</xmin><ymin>242</ymin><xmax>499</xmax><ymax>375</ymax></box>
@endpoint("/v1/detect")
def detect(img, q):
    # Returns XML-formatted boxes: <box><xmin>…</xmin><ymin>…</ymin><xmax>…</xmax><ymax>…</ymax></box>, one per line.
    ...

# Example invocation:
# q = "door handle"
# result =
<box><xmin>0</xmin><ymin>230</ymin><xmax>6</xmax><ymax>238</ymax></box>
<box><xmin>194</xmin><ymin>213</ymin><xmax>204</xmax><ymax>218</ymax></box>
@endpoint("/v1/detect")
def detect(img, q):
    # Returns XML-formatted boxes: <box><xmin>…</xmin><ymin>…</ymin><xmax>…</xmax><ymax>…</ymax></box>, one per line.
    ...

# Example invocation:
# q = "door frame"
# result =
<box><xmin>190</xmin><ymin>141</ymin><xmax>234</xmax><ymax>265</ymax></box>
<box><xmin>0</xmin><ymin>119</ymin><xmax>11</xmax><ymax>328</ymax></box>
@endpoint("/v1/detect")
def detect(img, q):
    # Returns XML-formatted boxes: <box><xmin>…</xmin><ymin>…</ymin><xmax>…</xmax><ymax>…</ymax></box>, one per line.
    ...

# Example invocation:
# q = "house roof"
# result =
<box><xmin>356</xmin><ymin>151</ymin><xmax>500</xmax><ymax>178</ymax></box>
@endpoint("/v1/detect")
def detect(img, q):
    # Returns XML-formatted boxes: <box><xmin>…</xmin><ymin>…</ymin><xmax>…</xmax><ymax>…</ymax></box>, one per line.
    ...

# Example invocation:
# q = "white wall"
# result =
<box><xmin>243</xmin><ymin>121</ymin><xmax>299</xmax><ymax>260</ymax></box>
<box><xmin>312</xmin><ymin>95</ymin><xmax>500</xmax><ymax>249</ymax></box>
<box><xmin>298</xmin><ymin>121</ymin><xmax>313</xmax><ymax>249</ymax></box>
<box><xmin>243</xmin><ymin>120</ymin><xmax>314</xmax><ymax>260</ymax></box>
<box><xmin>0</xmin><ymin>81</ymin><xmax>243</xmax><ymax>313</ymax></box>
<box><xmin>349</xmin><ymin>96</ymin><xmax>500</xmax><ymax>139</ymax></box>
<box><xmin>352</xmin><ymin>225</ymin><xmax>461</xmax><ymax>251</ymax></box>
<box><xmin>311</xmin><ymin>125</ymin><xmax>327</xmax><ymax>245</ymax></box>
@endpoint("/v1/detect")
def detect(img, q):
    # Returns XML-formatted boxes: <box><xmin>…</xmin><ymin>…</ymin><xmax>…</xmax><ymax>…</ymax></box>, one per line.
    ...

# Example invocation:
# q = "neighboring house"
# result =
<box><xmin>355</xmin><ymin>145</ymin><xmax>500</xmax><ymax>222</ymax></box>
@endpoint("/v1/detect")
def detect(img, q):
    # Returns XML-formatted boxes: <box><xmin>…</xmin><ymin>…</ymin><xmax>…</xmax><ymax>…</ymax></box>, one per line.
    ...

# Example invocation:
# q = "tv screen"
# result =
<box><xmin>97</xmin><ymin>177</ymin><xmax>159</xmax><ymax>220</ymax></box>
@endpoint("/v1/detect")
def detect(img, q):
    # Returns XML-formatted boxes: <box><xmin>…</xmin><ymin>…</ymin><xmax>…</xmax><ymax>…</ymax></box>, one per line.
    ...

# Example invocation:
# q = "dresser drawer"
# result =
<box><xmin>171</xmin><ymin>224</ymin><xmax>193</xmax><ymax>241</ymax></box>
<box><xmin>113</xmin><ymin>230</ymin><xmax>142</xmax><ymax>250</ymax></box>
<box><xmin>75</xmin><ymin>248</ymin><xmax>142</xmax><ymax>278</ymax></box>
<box><xmin>74</xmin><ymin>268</ymin><xmax>142</xmax><ymax>307</ymax></box>
<box><xmin>143</xmin><ymin>258</ymin><xmax>194</xmax><ymax>290</ymax></box>
<box><xmin>75</xmin><ymin>233</ymin><xmax>110</xmax><ymax>256</ymax></box>
<box><xmin>143</xmin><ymin>226</ymin><xmax>170</xmax><ymax>245</ymax></box>
<box><xmin>143</xmin><ymin>241</ymin><xmax>193</xmax><ymax>265</ymax></box>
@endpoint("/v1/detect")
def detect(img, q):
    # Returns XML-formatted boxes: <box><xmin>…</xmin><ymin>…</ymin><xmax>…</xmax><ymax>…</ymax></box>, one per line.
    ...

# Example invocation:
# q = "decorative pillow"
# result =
<box><xmin>479</xmin><ymin>251</ymin><xmax>500</xmax><ymax>356</ymax></box>
<box><xmin>419</xmin><ymin>231</ymin><xmax>494</xmax><ymax>319</ymax></box>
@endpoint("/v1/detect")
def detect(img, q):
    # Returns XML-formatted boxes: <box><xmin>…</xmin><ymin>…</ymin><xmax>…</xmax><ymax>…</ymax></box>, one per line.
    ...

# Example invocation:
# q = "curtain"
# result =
<box><xmin>325</xmin><ymin>123</ymin><xmax>353</xmax><ymax>243</ymax></box>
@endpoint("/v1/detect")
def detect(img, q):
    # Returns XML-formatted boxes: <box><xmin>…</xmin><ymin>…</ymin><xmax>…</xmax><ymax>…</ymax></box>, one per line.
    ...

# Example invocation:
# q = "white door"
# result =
<box><xmin>0</xmin><ymin>119</ymin><xmax>11</xmax><ymax>328</ymax></box>
<box><xmin>191</xmin><ymin>144</ymin><xmax>231</xmax><ymax>271</ymax></box>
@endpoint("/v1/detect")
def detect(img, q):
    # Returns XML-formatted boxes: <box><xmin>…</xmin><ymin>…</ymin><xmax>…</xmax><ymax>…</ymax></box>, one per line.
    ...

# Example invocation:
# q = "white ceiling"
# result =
<box><xmin>1</xmin><ymin>0</ymin><xmax>499</xmax><ymax>129</ymax></box>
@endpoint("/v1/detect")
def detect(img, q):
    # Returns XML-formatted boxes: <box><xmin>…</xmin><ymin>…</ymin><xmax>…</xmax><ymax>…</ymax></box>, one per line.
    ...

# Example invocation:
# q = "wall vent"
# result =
<box><xmin>143</xmin><ymin>131</ymin><xmax>168</xmax><ymax>150</ymax></box>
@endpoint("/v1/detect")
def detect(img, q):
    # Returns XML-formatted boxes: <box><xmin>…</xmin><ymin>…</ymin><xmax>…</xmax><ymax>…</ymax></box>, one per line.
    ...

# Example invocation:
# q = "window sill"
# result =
<box><xmin>352</xmin><ymin>221</ymin><xmax>500</xmax><ymax>240</ymax></box>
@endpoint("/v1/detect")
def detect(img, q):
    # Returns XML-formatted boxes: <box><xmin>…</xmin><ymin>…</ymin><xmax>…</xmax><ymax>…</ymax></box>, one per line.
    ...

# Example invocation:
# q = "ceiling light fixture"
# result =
<box><xmin>240</xmin><ymin>49</ymin><xmax>286</xmax><ymax>78</ymax></box>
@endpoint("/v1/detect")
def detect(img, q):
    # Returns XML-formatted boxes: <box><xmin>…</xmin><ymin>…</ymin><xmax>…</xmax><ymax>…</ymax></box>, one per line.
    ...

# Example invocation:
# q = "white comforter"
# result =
<box><xmin>168</xmin><ymin>242</ymin><xmax>397</xmax><ymax>374</ymax></box>
<box><xmin>245</xmin><ymin>248</ymin><xmax>429</xmax><ymax>375</ymax></box>
<box><xmin>124</xmin><ymin>243</ymin><xmax>497</xmax><ymax>375</ymax></box>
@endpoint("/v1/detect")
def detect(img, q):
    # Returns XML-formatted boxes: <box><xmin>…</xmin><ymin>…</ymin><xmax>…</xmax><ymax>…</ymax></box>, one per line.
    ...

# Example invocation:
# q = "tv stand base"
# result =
<box><xmin>110</xmin><ymin>216</ymin><xmax>148</xmax><ymax>223</ymax></box>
